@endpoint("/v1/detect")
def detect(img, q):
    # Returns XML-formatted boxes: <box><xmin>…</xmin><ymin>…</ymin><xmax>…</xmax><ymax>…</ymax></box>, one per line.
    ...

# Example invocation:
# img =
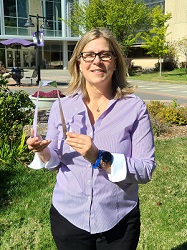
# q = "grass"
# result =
<box><xmin>0</xmin><ymin>137</ymin><xmax>187</xmax><ymax>249</ymax></box>
<box><xmin>129</xmin><ymin>68</ymin><xmax>187</xmax><ymax>85</ymax></box>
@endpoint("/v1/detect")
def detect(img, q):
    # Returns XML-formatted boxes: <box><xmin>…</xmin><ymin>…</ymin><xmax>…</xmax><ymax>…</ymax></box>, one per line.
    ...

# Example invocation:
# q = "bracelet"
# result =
<box><xmin>92</xmin><ymin>150</ymin><xmax>103</xmax><ymax>169</ymax></box>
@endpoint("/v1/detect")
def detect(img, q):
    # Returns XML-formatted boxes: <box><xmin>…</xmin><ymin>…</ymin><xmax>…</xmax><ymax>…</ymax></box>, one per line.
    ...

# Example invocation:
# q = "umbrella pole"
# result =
<box><xmin>16</xmin><ymin>45</ymin><xmax>18</xmax><ymax>67</ymax></box>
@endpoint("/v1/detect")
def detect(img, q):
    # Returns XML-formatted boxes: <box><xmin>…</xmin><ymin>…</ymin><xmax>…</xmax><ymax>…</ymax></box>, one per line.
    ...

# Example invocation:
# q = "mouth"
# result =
<box><xmin>91</xmin><ymin>69</ymin><xmax>105</xmax><ymax>73</ymax></box>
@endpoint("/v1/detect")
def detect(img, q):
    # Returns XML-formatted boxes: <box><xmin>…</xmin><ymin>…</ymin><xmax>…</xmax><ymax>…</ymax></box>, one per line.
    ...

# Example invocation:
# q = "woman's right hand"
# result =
<box><xmin>26</xmin><ymin>129</ymin><xmax>51</xmax><ymax>153</ymax></box>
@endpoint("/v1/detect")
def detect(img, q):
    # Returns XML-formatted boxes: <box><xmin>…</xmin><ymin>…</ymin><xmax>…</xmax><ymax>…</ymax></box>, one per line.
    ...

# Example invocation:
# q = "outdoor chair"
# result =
<box><xmin>25</xmin><ymin>69</ymin><xmax>38</xmax><ymax>85</ymax></box>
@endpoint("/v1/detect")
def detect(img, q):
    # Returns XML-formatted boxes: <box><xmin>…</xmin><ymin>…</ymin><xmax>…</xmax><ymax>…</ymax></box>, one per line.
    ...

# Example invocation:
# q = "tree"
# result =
<box><xmin>162</xmin><ymin>41</ymin><xmax>178</xmax><ymax>71</ymax></box>
<box><xmin>141</xmin><ymin>6</ymin><xmax>172</xmax><ymax>76</ymax></box>
<box><xmin>177</xmin><ymin>37</ymin><xmax>187</xmax><ymax>68</ymax></box>
<box><xmin>65</xmin><ymin>0</ymin><xmax>151</xmax><ymax>56</ymax></box>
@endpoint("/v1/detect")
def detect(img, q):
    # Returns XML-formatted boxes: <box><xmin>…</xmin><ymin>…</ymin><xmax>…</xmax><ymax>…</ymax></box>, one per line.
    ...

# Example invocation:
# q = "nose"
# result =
<box><xmin>93</xmin><ymin>54</ymin><xmax>102</xmax><ymax>64</ymax></box>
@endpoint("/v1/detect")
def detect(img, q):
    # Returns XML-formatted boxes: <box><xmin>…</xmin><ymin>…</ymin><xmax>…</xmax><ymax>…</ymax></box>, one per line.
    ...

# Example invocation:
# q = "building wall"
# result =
<box><xmin>166</xmin><ymin>0</ymin><xmax>187</xmax><ymax>62</ymax></box>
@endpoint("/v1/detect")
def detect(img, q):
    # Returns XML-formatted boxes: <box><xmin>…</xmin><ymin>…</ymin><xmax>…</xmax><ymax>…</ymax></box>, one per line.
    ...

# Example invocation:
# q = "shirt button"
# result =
<box><xmin>88</xmin><ymin>196</ymin><xmax>91</xmax><ymax>200</ymax></box>
<box><xmin>88</xmin><ymin>180</ymin><xmax>91</xmax><ymax>185</ymax></box>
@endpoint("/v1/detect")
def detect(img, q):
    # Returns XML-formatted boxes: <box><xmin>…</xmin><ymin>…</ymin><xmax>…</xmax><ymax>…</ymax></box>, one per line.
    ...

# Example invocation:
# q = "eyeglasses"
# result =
<box><xmin>80</xmin><ymin>51</ymin><xmax>114</xmax><ymax>62</ymax></box>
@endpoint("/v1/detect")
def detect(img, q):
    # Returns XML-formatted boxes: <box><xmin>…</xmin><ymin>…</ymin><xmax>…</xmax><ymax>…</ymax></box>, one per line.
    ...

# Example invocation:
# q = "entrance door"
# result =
<box><xmin>7</xmin><ymin>50</ymin><xmax>14</xmax><ymax>68</ymax></box>
<box><xmin>7</xmin><ymin>49</ymin><xmax>21</xmax><ymax>68</ymax></box>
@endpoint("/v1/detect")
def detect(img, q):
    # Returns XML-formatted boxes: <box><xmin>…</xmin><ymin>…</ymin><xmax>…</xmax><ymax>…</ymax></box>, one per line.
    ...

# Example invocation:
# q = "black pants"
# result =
<box><xmin>50</xmin><ymin>204</ymin><xmax>140</xmax><ymax>250</ymax></box>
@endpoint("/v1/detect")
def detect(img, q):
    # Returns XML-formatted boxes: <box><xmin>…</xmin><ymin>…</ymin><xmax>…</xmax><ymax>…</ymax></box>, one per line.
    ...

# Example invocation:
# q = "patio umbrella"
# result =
<box><xmin>0</xmin><ymin>38</ymin><xmax>37</xmax><ymax>67</ymax></box>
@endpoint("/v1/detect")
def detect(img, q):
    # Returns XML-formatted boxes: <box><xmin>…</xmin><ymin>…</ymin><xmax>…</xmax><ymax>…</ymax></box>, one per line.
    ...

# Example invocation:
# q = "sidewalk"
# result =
<box><xmin>6</xmin><ymin>68</ymin><xmax>187</xmax><ymax>106</ymax></box>
<box><xmin>7</xmin><ymin>69</ymin><xmax>71</xmax><ymax>86</ymax></box>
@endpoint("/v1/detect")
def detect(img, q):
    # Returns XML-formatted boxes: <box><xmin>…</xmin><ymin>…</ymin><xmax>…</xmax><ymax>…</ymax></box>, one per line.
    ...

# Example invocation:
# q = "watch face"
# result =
<box><xmin>101</xmin><ymin>151</ymin><xmax>113</xmax><ymax>164</ymax></box>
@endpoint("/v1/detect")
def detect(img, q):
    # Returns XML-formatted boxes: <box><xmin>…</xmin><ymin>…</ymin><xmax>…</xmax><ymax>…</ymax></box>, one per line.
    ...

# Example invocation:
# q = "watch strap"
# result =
<box><xmin>92</xmin><ymin>150</ymin><xmax>103</xmax><ymax>169</ymax></box>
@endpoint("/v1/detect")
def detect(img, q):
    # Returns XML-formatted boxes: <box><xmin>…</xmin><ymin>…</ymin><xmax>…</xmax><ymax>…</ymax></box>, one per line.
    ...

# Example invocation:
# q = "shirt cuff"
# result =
<box><xmin>28</xmin><ymin>147</ymin><xmax>60</xmax><ymax>170</ymax></box>
<box><xmin>107</xmin><ymin>153</ymin><xmax>127</xmax><ymax>182</ymax></box>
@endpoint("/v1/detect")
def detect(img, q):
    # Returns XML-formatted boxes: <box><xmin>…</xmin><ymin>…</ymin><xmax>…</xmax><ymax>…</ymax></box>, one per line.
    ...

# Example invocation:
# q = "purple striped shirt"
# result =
<box><xmin>31</xmin><ymin>92</ymin><xmax>156</xmax><ymax>234</ymax></box>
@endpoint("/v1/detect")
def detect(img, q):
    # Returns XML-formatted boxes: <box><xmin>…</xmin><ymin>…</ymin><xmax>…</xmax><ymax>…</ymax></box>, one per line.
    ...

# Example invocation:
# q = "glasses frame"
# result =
<box><xmin>80</xmin><ymin>51</ymin><xmax>114</xmax><ymax>62</ymax></box>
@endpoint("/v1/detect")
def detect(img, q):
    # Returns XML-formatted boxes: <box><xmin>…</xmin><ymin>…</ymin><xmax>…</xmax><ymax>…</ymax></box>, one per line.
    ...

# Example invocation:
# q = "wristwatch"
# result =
<box><xmin>99</xmin><ymin>151</ymin><xmax>113</xmax><ymax>168</ymax></box>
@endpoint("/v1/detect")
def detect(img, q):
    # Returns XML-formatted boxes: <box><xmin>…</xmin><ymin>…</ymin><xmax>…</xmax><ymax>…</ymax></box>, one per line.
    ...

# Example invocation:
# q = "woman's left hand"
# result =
<box><xmin>66</xmin><ymin>132</ymin><xmax>98</xmax><ymax>163</ymax></box>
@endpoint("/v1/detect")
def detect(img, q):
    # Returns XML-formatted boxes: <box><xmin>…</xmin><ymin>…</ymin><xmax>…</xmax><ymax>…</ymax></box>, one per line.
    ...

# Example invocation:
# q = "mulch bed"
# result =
<box><xmin>156</xmin><ymin>125</ymin><xmax>187</xmax><ymax>140</ymax></box>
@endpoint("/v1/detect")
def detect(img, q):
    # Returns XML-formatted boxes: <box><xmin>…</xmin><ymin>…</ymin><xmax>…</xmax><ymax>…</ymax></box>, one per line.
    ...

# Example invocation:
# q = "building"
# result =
<box><xmin>133</xmin><ymin>0</ymin><xmax>187</xmax><ymax>67</ymax></box>
<box><xmin>0</xmin><ymin>0</ymin><xmax>187</xmax><ymax>70</ymax></box>
<box><xmin>0</xmin><ymin>0</ymin><xmax>87</xmax><ymax>69</ymax></box>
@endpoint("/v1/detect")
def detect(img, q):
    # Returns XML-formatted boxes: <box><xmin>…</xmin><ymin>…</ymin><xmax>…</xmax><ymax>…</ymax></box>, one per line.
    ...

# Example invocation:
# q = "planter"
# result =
<box><xmin>29</xmin><ymin>95</ymin><xmax>57</xmax><ymax>109</ymax></box>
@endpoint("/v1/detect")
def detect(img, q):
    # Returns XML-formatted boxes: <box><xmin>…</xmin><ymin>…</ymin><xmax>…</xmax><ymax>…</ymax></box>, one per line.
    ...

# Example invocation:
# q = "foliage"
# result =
<box><xmin>0</xmin><ymin>75</ymin><xmax>8</xmax><ymax>87</ymax></box>
<box><xmin>141</xmin><ymin>6</ymin><xmax>172</xmax><ymax>76</ymax></box>
<box><xmin>0</xmin><ymin>132</ymin><xmax>32</xmax><ymax>166</ymax></box>
<box><xmin>65</xmin><ymin>0</ymin><xmax>151</xmax><ymax>55</ymax></box>
<box><xmin>31</xmin><ymin>90</ymin><xmax>65</xmax><ymax>98</ymax></box>
<box><xmin>0</xmin><ymin>78</ymin><xmax>35</xmax><ymax>165</ymax></box>
<box><xmin>147</xmin><ymin>100</ymin><xmax>187</xmax><ymax>136</ymax></box>
<box><xmin>162</xmin><ymin>41</ymin><xmax>179</xmax><ymax>70</ymax></box>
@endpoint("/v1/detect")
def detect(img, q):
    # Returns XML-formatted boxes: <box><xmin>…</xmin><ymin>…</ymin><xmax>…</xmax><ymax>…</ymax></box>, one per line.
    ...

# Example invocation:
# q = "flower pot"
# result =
<box><xmin>29</xmin><ymin>95</ymin><xmax>57</xmax><ymax>109</ymax></box>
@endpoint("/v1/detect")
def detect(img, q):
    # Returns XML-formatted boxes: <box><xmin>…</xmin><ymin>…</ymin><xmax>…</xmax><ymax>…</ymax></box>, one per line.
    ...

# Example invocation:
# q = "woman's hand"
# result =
<box><xmin>66</xmin><ymin>132</ymin><xmax>98</xmax><ymax>164</ymax></box>
<box><xmin>26</xmin><ymin>129</ymin><xmax>51</xmax><ymax>153</ymax></box>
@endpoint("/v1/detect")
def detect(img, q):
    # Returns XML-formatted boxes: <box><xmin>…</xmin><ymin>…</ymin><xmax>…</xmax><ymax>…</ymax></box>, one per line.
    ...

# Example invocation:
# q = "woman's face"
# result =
<box><xmin>79</xmin><ymin>37</ymin><xmax>116</xmax><ymax>88</ymax></box>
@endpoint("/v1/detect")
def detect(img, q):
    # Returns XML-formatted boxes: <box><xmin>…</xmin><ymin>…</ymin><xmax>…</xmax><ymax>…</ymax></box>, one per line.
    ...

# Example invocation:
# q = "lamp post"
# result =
<box><xmin>24</xmin><ymin>14</ymin><xmax>50</xmax><ymax>84</ymax></box>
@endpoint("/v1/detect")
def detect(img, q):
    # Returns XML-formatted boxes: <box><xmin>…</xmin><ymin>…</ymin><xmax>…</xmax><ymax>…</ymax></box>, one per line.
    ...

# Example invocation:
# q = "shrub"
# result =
<box><xmin>0</xmin><ymin>77</ymin><xmax>35</xmax><ymax>165</ymax></box>
<box><xmin>0</xmin><ymin>132</ymin><xmax>32</xmax><ymax>166</ymax></box>
<box><xmin>147</xmin><ymin>100</ymin><xmax>187</xmax><ymax>136</ymax></box>
<box><xmin>154</xmin><ymin>61</ymin><xmax>177</xmax><ymax>71</ymax></box>
<box><xmin>149</xmin><ymin>116</ymin><xmax>171</xmax><ymax>137</ymax></box>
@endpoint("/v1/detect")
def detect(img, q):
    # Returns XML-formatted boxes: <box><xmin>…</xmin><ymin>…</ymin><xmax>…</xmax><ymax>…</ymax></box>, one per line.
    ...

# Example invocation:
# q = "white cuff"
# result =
<box><xmin>28</xmin><ymin>147</ymin><xmax>60</xmax><ymax>170</ymax></box>
<box><xmin>107</xmin><ymin>153</ymin><xmax>127</xmax><ymax>182</ymax></box>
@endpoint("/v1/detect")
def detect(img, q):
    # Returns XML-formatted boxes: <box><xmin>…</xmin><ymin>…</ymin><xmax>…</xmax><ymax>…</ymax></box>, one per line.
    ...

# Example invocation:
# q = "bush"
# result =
<box><xmin>147</xmin><ymin>100</ymin><xmax>187</xmax><ymax>136</ymax></box>
<box><xmin>155</xmin><ymin>61</ymin><xmax>177</xmax><ymax>71</ymax></box>
<box><xmin>0</xmin><ymin>77</ymin><xmax>35</xmax><ymax>165</ymax></box>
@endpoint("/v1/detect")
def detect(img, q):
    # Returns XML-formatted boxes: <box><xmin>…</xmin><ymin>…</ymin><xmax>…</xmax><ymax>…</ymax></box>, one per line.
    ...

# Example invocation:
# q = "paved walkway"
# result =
<box><xmin>7</xmin><ymin>68</ymin><xmax>71</xmax><ymax>86</ymax></box>
<box><xmin>7</xmin><ymin>69</ymin><xmax>187</xmax><ymax>105</ymax></box>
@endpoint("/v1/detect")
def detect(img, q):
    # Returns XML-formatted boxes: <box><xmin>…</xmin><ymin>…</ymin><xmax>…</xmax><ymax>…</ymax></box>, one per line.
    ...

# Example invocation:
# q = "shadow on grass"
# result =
<box><xmin>0</xmin><ymin>167</ymin><xmax>16</xmax><ymax>209</ymax></box>
<box><xmin>171</xmin><ymin>242</ymin><xmax>187</xmax><ymax>250</ymax></box>
<box><xmin>165</xmin><ymin>72</ymin><xmax>187</xmax><ymax>76</ymax></box>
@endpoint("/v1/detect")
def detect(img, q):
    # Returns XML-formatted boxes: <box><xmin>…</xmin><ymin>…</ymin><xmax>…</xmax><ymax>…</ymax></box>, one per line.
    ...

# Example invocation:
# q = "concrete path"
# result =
<box><xmin>7</xmin><ymin>69</ymin><xmax>187</xmax><ymax>105</ymax></box>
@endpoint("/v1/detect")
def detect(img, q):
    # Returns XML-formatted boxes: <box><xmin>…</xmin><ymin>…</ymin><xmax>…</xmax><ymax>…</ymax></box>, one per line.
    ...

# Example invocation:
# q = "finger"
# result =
<box><xmin>66</xmin><ymin>138</ymin><xmax>86</xmax><ymax>148</ymax></box>
<box><xmin>27</xmin><ymin>139</ymin><xmax>51</xmax><ymax>151</ymax></box>
<box><xmin>32</xmin><ymin>145</ymin><xmax>48</xmax><ymax>152</ymax></box>
<box><xmin>31</xmin><ymin>141</ymin><xmax>51</xmax><ymax>152</ymax></box>
<box><xmin>30</xmin><ymin>128</ymin><xmax>34</xmax><ymax>137</ymax></box>
<box><xmin>66</xmin><ymin>132</ymin><xmax>80</xmax><ymax>139</ymax></box>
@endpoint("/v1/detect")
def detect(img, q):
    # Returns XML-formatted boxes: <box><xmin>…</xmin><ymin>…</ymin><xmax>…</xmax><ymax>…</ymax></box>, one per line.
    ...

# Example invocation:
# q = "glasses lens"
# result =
<box><xmin>81</xmin><ymin>52</ymin><xmax>96</xmax><ymax>62</ymax></box>
<box><xmin>100</xmin><ymin>52</ymin><xmax>113</xmax><ymax>61</ymax></box>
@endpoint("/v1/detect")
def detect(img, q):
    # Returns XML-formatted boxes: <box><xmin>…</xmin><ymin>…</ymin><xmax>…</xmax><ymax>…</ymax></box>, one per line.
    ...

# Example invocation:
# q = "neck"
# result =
<box><xmin>85</xmin><ymin>83</ymin><xmax>113</xmax><ymax>102</ymax></box>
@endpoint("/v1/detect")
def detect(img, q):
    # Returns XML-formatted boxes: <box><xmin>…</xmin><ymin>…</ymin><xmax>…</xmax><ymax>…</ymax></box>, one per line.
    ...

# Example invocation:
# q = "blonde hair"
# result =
<box><xmin>67</xmin><ymin>28</ymin><xmax>135</xmax><ymax>99</ymax></box>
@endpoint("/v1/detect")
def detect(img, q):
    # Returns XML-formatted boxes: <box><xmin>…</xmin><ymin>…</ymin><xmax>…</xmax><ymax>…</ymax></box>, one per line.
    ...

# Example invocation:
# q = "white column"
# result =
<box><xmin>0</xmin><ymin>0</ymin><xmax>5</xmax><ymax>34</ymax></box>
<box><xmin>61</xmin><ymin>0</ymin><xmax>66</xmax><ymax>37</ymax></box>
<box><xmin>63</xmin><ymin>41</ymin><xmax>68</xmax><ymax>69</ymax></box>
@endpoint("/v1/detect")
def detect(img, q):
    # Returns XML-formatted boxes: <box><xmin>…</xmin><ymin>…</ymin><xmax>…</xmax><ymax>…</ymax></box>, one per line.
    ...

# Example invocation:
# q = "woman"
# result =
<box><xmin>27</xmin><ymin>28</ymin><xmax>156</xmax><ymax>250</ymax></box>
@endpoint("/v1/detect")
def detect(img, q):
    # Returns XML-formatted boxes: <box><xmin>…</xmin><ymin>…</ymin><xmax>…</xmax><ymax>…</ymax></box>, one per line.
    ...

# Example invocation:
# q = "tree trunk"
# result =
<box><xmin>159</xmin><ymin>57</ymin><xmax>162</xmax><ymax>76</ymax></box>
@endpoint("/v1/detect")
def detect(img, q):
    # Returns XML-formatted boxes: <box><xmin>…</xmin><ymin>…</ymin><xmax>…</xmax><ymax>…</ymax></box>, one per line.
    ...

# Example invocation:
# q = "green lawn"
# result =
<box><xmin>0</xmin><ymin>137</ymin><xmax>187</xmax><ymax>249</ymax></box>
<box><xmin>129</xmin><ymin>68</ymin><xmax>187</xmax><ymax>85</ymax></box>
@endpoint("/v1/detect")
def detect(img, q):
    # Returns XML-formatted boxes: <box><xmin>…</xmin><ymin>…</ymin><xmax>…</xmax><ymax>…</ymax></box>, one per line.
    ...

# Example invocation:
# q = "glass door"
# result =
<box><xmin>7</xmin><ymin>49</ymin><xmax>21</xmax><ymax>68</ymax></box>
<box><xmin>7</xmin><ymin>50</ymin><xmax>14</xmax><ymax>68</ymax></box>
